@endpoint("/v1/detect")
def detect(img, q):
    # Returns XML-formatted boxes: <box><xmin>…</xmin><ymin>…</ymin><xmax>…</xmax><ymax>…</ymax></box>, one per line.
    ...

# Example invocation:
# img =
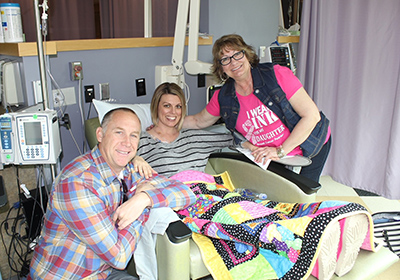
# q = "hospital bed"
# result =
<box><xmin>84</xmin><ymin>107</ymin><xmax>398</xmax><ymax>280</ymax></box>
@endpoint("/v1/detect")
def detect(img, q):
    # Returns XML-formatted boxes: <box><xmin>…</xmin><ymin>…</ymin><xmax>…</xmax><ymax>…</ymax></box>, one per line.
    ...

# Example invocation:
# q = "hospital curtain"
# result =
<box><xmin>47</xmin><ymin>0</ymin><xmax>96</xmax><ymax>40</ymax></box>
<box><xmin>297</xmin><ymin>0</ymin><xmax>400</xmax><ymax>199</ymax></box>
<box><xmin>0</xmin><ymin>0</ymin><xmax>97</xmax><ymax>41</ymax></box>
<box><xmin>152</xmin><ymin>0</ymin><xmax>178</xmax><ymax>37</ymax></box>
<box><xmin>99</xmin><ymin>0</ymin><xmax>178</xmax><ymax>38</ymax></box>
<box><xmin>2</xmin><ymin>0</ymin><xmax>177</xmax><ymax>41</ymax></box>
<box><xmin>99</xmin><ymin>0</ymin><xmax>144</xmax><ymax>38</ymax></box>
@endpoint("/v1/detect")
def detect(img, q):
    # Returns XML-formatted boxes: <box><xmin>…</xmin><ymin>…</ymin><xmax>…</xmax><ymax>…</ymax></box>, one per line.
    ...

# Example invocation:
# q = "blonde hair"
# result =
<box><xmin>151</xmin><ymin>82</ymin><xmax>187</xmax><ymax>130</ymax></box>
<box><xmin>212</xmin><ymin>34</ymin><xmax>259</xmax><ymax>82</ymax></box>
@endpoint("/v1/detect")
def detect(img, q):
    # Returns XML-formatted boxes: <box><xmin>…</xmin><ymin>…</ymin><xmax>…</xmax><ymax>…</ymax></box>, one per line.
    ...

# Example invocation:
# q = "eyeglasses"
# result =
<box><xmin>120</xmin><ymin>179</ymin><xmax>128</xmax><ymax>204</ymax></box>
<box><xmin>219</xmin><ymin>50</ymin><xmax>245</xmax><ymax>66</ymax></box>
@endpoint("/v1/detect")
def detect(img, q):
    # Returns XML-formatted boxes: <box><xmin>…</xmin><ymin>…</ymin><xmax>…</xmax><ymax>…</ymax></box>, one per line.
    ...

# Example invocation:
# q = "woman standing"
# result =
<box><xmin>183</xmin><ymin>34</ymin><xmax>331</xmax><ymax>182</ymax></box>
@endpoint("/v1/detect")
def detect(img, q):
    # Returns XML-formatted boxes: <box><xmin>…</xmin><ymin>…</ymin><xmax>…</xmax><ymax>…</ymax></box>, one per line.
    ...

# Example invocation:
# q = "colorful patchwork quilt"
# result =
<box><xmin>172</xmin><ymin>171</ymin><xmax>377</xmax><ymax>280</ymax></box>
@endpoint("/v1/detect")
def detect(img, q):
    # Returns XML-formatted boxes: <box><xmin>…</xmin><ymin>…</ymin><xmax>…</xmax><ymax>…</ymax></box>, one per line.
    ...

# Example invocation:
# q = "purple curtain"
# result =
<box><xmin>297</xmin><ymin>0</ymin><xmax>400</xmax><ymax>199</ymax></box>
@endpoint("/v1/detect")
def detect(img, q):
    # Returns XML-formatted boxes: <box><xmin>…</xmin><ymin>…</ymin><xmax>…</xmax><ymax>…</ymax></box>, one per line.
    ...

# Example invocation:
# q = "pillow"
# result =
<box><xmin>93</xmin><ymin>99</ymin><xmax>152</xmax><ymax>131</ymax></box>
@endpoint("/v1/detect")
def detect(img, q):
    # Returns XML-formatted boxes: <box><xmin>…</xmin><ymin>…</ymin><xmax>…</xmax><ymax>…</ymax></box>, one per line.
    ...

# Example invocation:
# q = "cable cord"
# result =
<box><xmin>42</xmin><ymin>13</ymin><xmax>83</xmax><ymax>156</ymax></box>
<box><xmin>78</xmin><ymin>78</ymin><xmax>88</xmax><ymax>153</ymax></box>
<box><xmin>0</xmin><ymin>167</ymin><xmax>39</xmax><ymax>278</ymax></box>
<box><xmin>182</xmin><ymin>80</ymin><xmax>191</xmax><ymax>113</ymax></box>
<box><xmin>47</xmin><ymin>69</ymin><xmax>67</xmax><ymax>116</ymax></box>
<box><xmin>68</xmin><ymin>124</ymin><xmax>83</xmax><ymax>155</ymax></box>
<box><xmin>44</xmin><ymin>44</ymin><xmax>83</xmax><ymax>155</ymax></box>
<box><xmin>47</xmin><ymin>68</ymin><xmax>82</xmax><ymax>155</ymax></box>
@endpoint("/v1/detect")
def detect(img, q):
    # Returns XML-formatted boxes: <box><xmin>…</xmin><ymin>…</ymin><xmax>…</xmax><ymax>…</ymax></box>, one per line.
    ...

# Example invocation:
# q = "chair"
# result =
<box><xmin>84</xmin><ymin>116</ymin><xmax>399</xmax><ymax>280</ymax></box>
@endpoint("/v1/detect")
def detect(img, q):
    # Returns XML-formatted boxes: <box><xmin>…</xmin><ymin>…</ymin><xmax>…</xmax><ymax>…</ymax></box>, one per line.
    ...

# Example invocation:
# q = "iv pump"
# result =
<box><xmin>0</xmin><ymin>110</ymin><xmax>61</xmax><ymax>165</ymax></box>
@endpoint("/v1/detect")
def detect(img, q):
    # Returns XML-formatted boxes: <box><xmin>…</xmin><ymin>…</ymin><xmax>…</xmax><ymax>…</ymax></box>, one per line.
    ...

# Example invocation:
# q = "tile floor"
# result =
<box><xmin>317</xmin><ymin>176</ymin><xmax>400</xmax><ymax>214</ymax></box>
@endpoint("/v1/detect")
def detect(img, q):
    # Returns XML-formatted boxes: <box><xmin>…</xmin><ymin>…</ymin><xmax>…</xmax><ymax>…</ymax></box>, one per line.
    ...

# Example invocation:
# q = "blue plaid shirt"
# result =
<box><xmin>29</xmin><ymin>146</ymin><xmax>196</xmax><ymax>279</ymax></box>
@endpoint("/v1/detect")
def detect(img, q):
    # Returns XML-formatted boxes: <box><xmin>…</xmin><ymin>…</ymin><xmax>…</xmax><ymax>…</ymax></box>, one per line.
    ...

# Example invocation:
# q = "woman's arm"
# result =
<box><xmin>183</xmin><ymin>108</ymin><xmax>220</xmax><ymax>129</ymax></box>
<box><xmin>251</xmin><ymin>87</ymin><xmax>320</xmax><ymax>162</ymax></box>
<box><xmin>282</xmin><ymin>87</ymin><xmax>321</xmax><ymax>154</ymax></box>
<box><xmin>132</xmin><ymin>155</ymin><xmax>157</xmax><ymax>179</ymax></box>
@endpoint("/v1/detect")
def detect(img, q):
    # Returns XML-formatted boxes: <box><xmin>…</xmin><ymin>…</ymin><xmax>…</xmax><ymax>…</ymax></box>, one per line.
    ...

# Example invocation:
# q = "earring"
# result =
<box><xmin>221</xmin><ymin>72</ymin><xmax>228</xmax><ymax>82</ymax></box>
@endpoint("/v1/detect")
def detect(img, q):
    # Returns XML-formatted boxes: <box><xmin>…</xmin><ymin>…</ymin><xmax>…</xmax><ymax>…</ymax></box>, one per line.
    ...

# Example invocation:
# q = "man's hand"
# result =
<box><xmin>113</xmin><ymin>192</ymin><xmax>152</xmax><ymax>229</ymax></box>
<box><xmin>133</xmin><ymin>156</ymin><xmax>157</xmax><ymax>179</ymax></box>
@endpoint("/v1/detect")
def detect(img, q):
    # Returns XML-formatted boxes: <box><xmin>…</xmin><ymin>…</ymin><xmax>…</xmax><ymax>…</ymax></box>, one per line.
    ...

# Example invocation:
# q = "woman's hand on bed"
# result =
<box><xmin>241</xmin><ymin>141</ymin><xmax>257</xmax><ymax>151</ymax></box>
<box><xmin>133</xmin><ymin>155</ymin><xmax>157</xmax><ymax>179</ymax></box>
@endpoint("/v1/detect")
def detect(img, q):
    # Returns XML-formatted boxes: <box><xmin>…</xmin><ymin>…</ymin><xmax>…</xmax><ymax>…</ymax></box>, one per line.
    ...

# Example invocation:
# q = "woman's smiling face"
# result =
<box><xmin>221</xmin><ymin>48</ymin><xmax>250</xmax><ymax>81</ymax></box>
<box><xmin>157</xmin><ymin>93</ymin><xmax>183</xmax><ymax>128</ymax></box>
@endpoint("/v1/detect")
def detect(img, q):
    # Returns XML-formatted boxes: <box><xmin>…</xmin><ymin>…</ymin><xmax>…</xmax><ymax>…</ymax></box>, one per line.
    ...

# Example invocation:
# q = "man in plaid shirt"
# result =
<box><xmin>29</xmin><ymin>108</ymin><xmax>196</xmax><ymax>279</ymax></box>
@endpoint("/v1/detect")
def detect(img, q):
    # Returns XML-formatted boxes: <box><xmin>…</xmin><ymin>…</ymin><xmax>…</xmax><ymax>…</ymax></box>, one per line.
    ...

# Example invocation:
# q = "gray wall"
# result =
<box><xmin>8</xmin><ymin>0</ymin><xmax>280</xmax><ymax>168</ymax></box>
<box><xmin>209</xmin><ymin>0</ymin><xmax>280</xmax><ymax>55</ymax></box>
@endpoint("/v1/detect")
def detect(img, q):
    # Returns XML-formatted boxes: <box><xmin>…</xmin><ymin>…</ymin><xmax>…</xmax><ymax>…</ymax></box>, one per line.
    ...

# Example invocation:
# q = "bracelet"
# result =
<box><xmin>276</xmin><ymin>145</ymin><xmax>286</xmax><ymax>159</ymax></box>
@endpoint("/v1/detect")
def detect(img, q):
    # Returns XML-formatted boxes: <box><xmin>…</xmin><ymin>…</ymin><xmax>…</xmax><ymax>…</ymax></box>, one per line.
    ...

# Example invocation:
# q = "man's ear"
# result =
<box><xmin>96</xmin><ymin>127</ymin><xmax>103</xmax><ymax>143</ymax></box>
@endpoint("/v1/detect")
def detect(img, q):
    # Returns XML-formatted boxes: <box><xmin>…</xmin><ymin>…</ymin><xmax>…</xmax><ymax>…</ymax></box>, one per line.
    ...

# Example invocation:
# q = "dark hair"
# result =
<box><xmin>151</xmin><ymin>82</ymin><xmax>187</xmax><ymax>130</ymax></box>
<box><xmin>211</xmin><ymin>34</ymin><xmax>260</xmax><ymax>82</ymax></box>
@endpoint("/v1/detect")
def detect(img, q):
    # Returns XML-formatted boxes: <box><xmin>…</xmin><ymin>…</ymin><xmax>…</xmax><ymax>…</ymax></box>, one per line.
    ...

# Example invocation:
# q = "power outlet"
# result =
<box><xmin>198</xmin><ymin>74</ymin><xmax>205</xmax><ymax>88</ymax></box>
<box><xmin>52</xmin><ymin>87</ymin><xmax>76</xmax><ymax>107</ymax></box>
<box><xmin>70</xmin><ymin>61</ymin><xmax>83</xmax><ymax>81</ymax></box>
<box><xmin>99</xmin><ymin>83</ymin><xmax>110</xmax><ymax>100</ymax></box>
<box><xmin>84</xmin><ymin>85</ymin><xmax>95</xmax><ymax>103</ymax></box>
<box><xmin>53</xmin><ymin>89</ymin><xmax>65</xmax><ymax>107</ymax></box>
<box><xmin>136</xmin><ymin>78</ymin><xmax>146</xmax><ymax>96</ymax></box>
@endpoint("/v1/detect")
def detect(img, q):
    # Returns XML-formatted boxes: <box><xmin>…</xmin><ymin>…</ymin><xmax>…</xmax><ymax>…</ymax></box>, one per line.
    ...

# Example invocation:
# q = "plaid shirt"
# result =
<box><xmin>29</xmin><ymin>146</ymin><xmax>196</xmax><ymax>280</ymax></box>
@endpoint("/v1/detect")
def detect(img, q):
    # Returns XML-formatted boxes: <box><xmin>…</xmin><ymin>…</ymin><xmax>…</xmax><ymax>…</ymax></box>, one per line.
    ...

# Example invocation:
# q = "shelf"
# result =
<box><xmin>0</xmin><ymin>41</ymin><xmax>57</xmax><ymax>57</ymax></box>
<box><xmin>0</xmin><ymin>36</ymin><xmax>213</xmax><ymax>57</ymax></box>
<box><xmin>277</xmin><ymin>36</ymin><xmax>300</xmax><ymax>44</ymax></box>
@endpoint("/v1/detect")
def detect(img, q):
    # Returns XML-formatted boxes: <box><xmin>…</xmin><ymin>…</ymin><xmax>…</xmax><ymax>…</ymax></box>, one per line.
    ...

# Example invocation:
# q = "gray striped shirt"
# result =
<box><xmin>137</xmin><ymin>129</ymin><xmax>233</xmax><ymax>177</ymax></box>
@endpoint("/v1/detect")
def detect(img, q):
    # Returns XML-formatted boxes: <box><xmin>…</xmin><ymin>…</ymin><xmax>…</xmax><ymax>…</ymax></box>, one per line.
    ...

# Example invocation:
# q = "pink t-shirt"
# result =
<box><xmin>206</xmin><ymin>65</ymin><xmax>304</xmax><ymax>155</ymax></box>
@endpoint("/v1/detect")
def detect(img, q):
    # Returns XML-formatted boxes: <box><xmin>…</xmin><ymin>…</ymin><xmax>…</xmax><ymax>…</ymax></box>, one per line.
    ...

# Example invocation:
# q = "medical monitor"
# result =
<box><xmin>0</xmin><ymin>110</ymin><xmax>61</xmax><ymax>165</ymax></box>
<box><xmin>262</xmin><ymin>43</ymin><xmax>297</xmax><ymax>73</ymax></box>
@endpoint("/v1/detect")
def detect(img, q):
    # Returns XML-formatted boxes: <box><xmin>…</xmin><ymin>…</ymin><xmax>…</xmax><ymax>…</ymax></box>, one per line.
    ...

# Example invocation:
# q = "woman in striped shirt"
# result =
<box><xmin>136</xmin><ymin>82</ymin><xmax>234</xmax><ymax>178</ymax></box>
<box><xmin>133</xmin><ymin>82</ymin><xmax>235</xmax><ymax>279</ymax></box>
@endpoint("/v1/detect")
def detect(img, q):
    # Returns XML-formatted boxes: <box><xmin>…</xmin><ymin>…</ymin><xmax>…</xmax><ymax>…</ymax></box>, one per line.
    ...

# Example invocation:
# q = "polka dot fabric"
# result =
<box><xmin>174</xmin><ymin>171</ymin><xmax>375</xmax><ymax>280</ymax></box>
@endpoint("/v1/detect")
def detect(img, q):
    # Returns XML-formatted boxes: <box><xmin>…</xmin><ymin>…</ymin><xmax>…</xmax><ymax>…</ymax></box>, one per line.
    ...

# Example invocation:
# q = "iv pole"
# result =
<box><xmin>33</xmin><ymin>0</ymin><xmax>49</xmax><ymax>111</ymax></box>
<box><xmin>33</xmin><ymin>0</ymin><xmax>57</xmax><ymax>183</ymax></box>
